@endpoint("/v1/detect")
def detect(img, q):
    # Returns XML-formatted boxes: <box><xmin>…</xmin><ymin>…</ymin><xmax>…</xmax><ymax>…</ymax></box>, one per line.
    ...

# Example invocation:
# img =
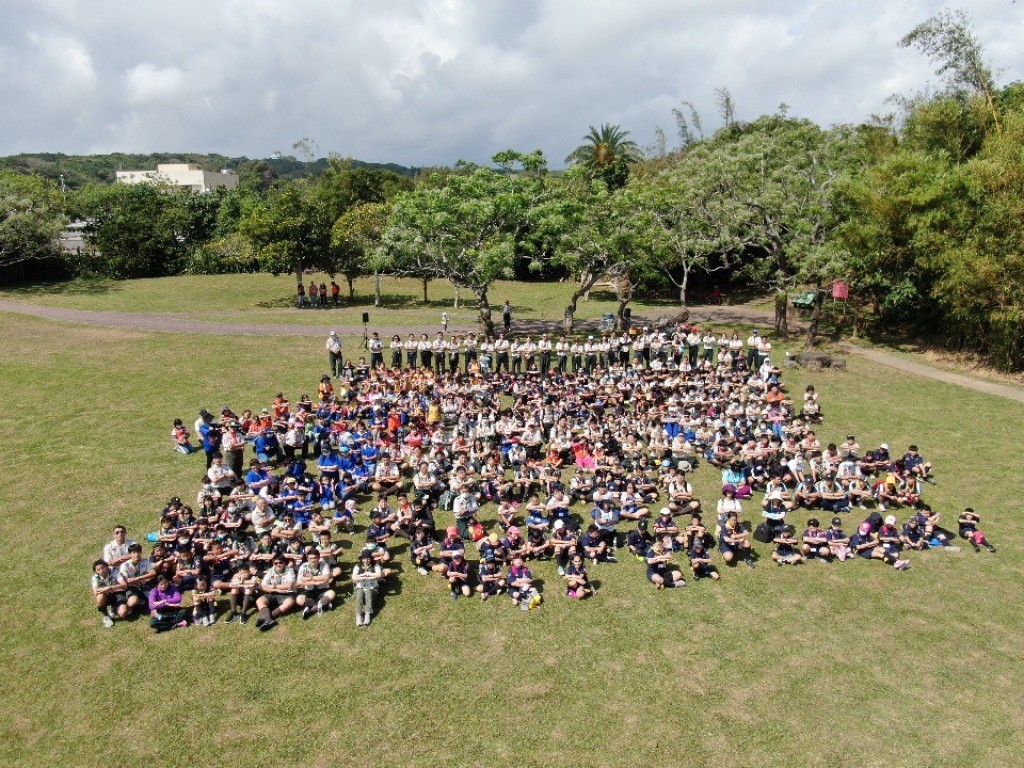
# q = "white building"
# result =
<box><xmin>115</xmin><ymin>163</ymin><xmax>238</xmax><ymax>192</ymax></box>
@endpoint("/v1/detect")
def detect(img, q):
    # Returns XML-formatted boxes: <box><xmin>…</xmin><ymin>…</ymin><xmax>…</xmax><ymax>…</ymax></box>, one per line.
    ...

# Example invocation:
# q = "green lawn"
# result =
<box><xmin>2</xmin><ymin>300</ymin><xmax>1023</xmax><ymax>768</ymax></box>
<box><xmin>0</xmin><ymin>274</ymin><xmax>701</xmax><ymax>327</ymax></box>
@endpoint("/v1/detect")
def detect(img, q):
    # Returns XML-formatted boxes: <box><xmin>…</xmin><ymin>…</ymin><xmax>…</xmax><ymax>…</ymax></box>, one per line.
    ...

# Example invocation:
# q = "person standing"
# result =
<box><xmin>326</xmin><ymin>331</ymin><xmax>343</xmax><ymax>378</ymax></box>
<box><xmin>502</xmin><ymin>300</ymin><xmax>513</xmax><ymax>332</ymax></box>
<box><xmin>308</xmin><ymin>281</ymin><xmax>318</xmax><ymax>306</ymax></box>
<box><xmin>296</xmin><ymin>282</ymin><xmax>306</xmax><ymax>308</ymax></box>
<box><xmin>221</xmin><ymin>422</ymin><xmax>245</xmax><ymax>478</ymax></box>
<box><xmin>352</xmin><ymin>549</ymin><xmax>382</xmax><ymax>627</ymax></box>
<box><xmin>368</xmin><ymin>332</ymin><xmax>385</xmax><ymax>369</ymax></box>
<box><xmin>319</xmin><ymin>281</ymin><xmax>328</xmax><ymax>308</ymax></box>
<box><xmin>331</xmin><ymin>280</ymin><xmax>341</xmax><ymax>307</ymax></box>
<box><xmin>441</xmin><ymin>311</ymin><xmax>449</xmax><ymax>332</ymax></box>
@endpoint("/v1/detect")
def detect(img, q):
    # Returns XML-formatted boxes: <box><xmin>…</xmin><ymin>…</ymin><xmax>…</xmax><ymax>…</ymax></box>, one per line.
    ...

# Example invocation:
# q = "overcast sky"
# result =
<box><xmin>1</xmin><ymin>0</ymin><xmax>1021</xmax><ymax>167</ymax></box>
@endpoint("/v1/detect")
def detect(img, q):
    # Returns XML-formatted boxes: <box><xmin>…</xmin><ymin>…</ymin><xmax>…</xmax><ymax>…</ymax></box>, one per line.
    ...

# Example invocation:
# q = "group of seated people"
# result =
<box><xmin>94</xmin><ymin>325</ymin><xmax>995</xmax><ymax>632</ymax></box>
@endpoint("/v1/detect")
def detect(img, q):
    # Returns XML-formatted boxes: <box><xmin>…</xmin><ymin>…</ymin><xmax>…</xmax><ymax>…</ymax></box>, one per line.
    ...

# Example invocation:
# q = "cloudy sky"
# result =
<box><xmin>1</xmin><ymin>0</ymin><xmax>1021</xmax><ymax>167</ymax></box>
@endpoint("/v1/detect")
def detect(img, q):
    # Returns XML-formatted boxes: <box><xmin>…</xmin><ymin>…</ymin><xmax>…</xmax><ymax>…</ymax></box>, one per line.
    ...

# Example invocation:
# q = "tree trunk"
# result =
<box><xmin>346</xmin><ymin>275</ymin><xmax>355</xmax><ymax>299</ymax></box>
<box><xmin>679</xmin><ymin>266</ymin><xmax>690</xmax><ymax>307</ymax></box>
<box><xmin>374</xmin><ymin>272</ymin><xmax>382</xmax><ymax>307</ymax></box>
<box><xmin>774</xmin><ymin>291</ymin><xmax>789</xmax><ymax>337</ymax></box>
<box><xmin>805</xmin><ymin>281</ymin><xmax>823</xmax><ymax>349</ymax></box>
<box><xmin>474</xmin><ymin>286</ymin><xmax>495</xmax><ymax>337</ymax></box>
<box><xmin>565</xmin><ymin>272</ymin><xmax>601</xmax><ymax>334</ymax></box>
<box><xmin>614</xmin><ymin>278</ymin><xmax>633</xmax><ymax>331</ymax></box>
<box><xmin>422</xmin><ymin>278</ymin><xmax>429</xmax><ymax>303</ymax></box>
<box><xmin>454</xmin><ymin>284</ymin><xmax>461</xmax><ymax>309</ymax></box>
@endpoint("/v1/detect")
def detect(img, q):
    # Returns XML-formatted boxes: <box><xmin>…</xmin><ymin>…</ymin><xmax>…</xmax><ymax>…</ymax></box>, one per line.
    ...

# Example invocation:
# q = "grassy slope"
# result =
<box><xmin>2</xmin><ymin>310</ymin><xmax>1022</xmax><ymax>768</ymax></box>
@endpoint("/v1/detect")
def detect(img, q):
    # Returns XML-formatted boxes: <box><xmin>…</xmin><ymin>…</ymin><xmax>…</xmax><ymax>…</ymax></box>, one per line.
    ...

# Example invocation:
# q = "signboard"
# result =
<box><xmin>832</xmin><ymin>280</ymin><xmax>849</xmax><ymax>300</ymax></box>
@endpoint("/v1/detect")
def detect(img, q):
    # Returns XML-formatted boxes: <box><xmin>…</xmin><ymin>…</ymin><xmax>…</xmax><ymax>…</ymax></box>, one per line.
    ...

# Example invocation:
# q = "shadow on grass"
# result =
<box><xmin>1</xmin><ymin>278</ymin><xmax>121</xmax><ymax>298</ymax></box>
<box><xmin>255</xmin><ymin>293</ymin><xmax>461</xmax><ymax>311</ymax></box>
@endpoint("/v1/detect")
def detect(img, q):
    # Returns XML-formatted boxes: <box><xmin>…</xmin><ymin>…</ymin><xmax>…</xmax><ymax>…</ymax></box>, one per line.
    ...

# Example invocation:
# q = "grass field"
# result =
<box><xmin>2</xmin><ymin>281</ymin><xmax>1023</xmax><ymax>768</ymax></box>
<box><xmin>0</xmin><ymin>274</ymin><xmax>705</xmax><ymax>327</ymax></box>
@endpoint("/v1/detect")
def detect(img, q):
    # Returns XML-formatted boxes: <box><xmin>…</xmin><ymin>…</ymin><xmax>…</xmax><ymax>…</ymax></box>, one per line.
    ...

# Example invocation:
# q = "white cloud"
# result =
<box><xmin>125</xmin><ymin>62</ymin><xmax>187</xmax><ymax>104</ymax></box>
<box><xmin>0</xmin><ymin>0</ymin><xmax>1020</xmax><ymax>164</ymax></box>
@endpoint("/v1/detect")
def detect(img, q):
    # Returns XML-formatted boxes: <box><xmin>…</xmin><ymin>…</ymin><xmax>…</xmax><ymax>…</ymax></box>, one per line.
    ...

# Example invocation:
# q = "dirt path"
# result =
<box><xmin>2</xmin><ymin>298</ymin><xmax>1023</xmax><ymax>403</ymax></box>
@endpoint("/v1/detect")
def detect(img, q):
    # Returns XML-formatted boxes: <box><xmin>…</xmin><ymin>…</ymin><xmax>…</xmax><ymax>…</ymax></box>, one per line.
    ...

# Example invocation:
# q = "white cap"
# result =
<box><xmin>659</xmin><ymin>507</ymin><xmax>672</xmax><ymax>517</ymax></box>
<box><xmin>880</xmin><ymin>443</ymin><xmax>889</xmax><ymax>450</ymax></box>
<box><xmin>553</xmin><ymin>519</ymin><xmax>564</xmax><ymax>530</ymax></box>
<box><xmin>884</xmin><ymin>515</ymin><xmax>897</xmax><ymax>525</ymax></box>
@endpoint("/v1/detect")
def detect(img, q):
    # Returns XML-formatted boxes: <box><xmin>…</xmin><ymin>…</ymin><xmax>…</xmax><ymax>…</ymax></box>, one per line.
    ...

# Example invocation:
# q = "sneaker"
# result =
<box><xmin>481</xmin><ymin>592</ymin><xmax>489</xmax><ymax>602</ymax></box>
<box><xmin>557</xmin><ymin>566</ymin><xmax>565</xmax><ymax>576</ymax></box>
<box><xmin>239</xmin><ymin>613</ymin><xmax>249</xmax><ymax>625</ymax></box>
<box><xmin>102</xmin><ymin>615</ymin><xmax>115</xmax><ymax>628</ymax></box>
<box><xmin>207</xmin><ymin>614</ymin><xmax>216</xmax><ymax>626</ymax></box>
<box><xmin>175</xmin><ymin>620</ymin><xmax>189</xmax><ymax>629</ymax></box>
<box><xmin>604</xmin><ymin>555</ymin><xmax>618</xmax><ymax>563</ymax></box>
<box><xmin>894</xmin><ymin>560</ymin><xmax>910</xmax><ymax>571</ymax></box>
<box><xmin>254</xmin><ymin>616</ymin><xmax>266</xmax><ymax>629</ymax></box>
<box><xmin>106</xmin><ymin>606</ymin><xmax>117</xmax><ymax>620</ymax></box>
<box><xmin>225</xmin><ymin>613</ymin><xmax>239</xmax><ymax>625</ymax></box>
<box><xmin>656</xmin><ymin>583</ymin><xmax>666</xmax><ymax>590</ymax></box>
<box><xmin>302</xmin><ymin>606</ymin><xmax>314</xmax><ymax>620</ymax></box>
<box><xmin>259</xmin><ymin>618</ymin><xmax>278</xmax><ymax>632</ymax></box>
<box><xmin>988</xmin><ymin>545</ymin><xmax>997</xmax><ymax>553</ymax></box>
<box><xmin>417</xmin><ymin>567</ymin><xmax>429</xmax><ymax>576</ymax></box>
<box><xmin>745</xmin><ymin>558</ymin><xmax>756</xmax><ymax>569</ymax></box>
<box><xmin>451</xmin><ymin>591</ymin><xmax>459</xmax><ymax>600</ymax></box>
<box><xmin>363</xmin><ymin>613</ymin><xmax>372</xmax><ymax>626</ymax></box>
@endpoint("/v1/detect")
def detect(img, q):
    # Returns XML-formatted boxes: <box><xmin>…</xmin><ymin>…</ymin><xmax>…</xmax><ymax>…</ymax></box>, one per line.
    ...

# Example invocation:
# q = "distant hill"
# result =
<box><xmin>0</xmin><ymin>152</ymin><xmax>419</xmax><ymax>189</ymax></box>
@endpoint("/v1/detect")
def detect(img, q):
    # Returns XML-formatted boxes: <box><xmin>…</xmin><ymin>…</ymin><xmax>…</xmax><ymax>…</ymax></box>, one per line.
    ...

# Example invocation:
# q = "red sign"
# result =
<box><xmin>832</xmin><ymin>280</ymin><xmax>849</xmax><ymax>300</ymax></box>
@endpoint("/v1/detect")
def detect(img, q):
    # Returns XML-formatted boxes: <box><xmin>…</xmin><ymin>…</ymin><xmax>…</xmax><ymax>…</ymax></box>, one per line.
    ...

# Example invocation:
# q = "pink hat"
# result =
<box><xmin>446</xmin><ymin>525</ymin><xmax>458</xmax><ymax>537</ymax></box>
<box><xmin>507</xmin><ymin>526</ymin><xmax>520</xmax><ymax>536</ymax></box>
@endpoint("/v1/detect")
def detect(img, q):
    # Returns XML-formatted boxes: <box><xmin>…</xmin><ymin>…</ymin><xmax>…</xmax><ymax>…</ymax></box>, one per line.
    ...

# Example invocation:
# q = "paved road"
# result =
<box><xmin>2</xmin><ymin>298</ymin><xmax>1022</xmax><ymax>403</ymax></box>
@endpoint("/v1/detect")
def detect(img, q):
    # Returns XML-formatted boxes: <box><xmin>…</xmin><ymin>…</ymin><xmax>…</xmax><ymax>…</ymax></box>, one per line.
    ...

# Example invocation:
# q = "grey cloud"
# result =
<box><xmin>0</xmin><ymin>0</ymin><xmax>1020</xmax><ymax>167</ymax></box>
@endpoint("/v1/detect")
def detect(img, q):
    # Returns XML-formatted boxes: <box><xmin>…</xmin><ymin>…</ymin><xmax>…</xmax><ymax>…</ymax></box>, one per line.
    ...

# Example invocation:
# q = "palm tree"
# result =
<box><xmin>565</xmin><ymin>123</ymin><xmax>643</xmax><ymax>189</ymax></box>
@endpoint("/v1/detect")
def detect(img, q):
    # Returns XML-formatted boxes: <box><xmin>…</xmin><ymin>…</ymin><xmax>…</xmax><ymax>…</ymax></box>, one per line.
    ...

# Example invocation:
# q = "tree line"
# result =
<box><xmin>1</xmin><ymin>10</ymin><xmax>1021</xmax><ymax>370</ymax></box>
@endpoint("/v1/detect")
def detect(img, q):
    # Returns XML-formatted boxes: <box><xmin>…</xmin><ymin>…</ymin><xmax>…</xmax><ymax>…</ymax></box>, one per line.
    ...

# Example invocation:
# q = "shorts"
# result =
<box><xmin>265</xmin><ymin>594</ymin><xmax>292</xmax><ymax>609</ymax></box>
<box><xmin>303</xmin><ymin>587</ymin><xmax>329</xmax><ymax>602</ymax></box>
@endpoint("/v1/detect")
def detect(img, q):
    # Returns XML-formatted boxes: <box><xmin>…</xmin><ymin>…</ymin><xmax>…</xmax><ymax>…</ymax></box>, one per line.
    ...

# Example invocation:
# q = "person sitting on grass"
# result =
<box><xmin>825</xmin><ymin>517</ymin><xmax>851</xmax><ymax>561</ymax></box>
<box><xmin>255</xmin><ymin>556</ymin><xmax>296</xmax><ymax>632</ymax></box>
<box><xmin>446</xmin><ymin>551</ymin><xmax>472</xmax><ymax>599</ymax></box>
<box><xmin>688</xmin><ymin>537</ymin><xmax>720</xmax><ymax>581</ymax></box>
<box><xmin>91</xmin><ymin>559</ymin><xmax>129</xmax><ymax>628</ymax></box>
<box><xmin>849</xmin><ymin>522</ymin><xmax>911</xmax><ymax>570</ymax></box>
<box><xmin>352</xmin><ymin>549</ymin><xmax>383</xmax><ymax>627</ymax></box>
<box><xmin>626</xmin><ymin>519</ymin><xmax>654</xmax><ymax>562</ymax></box>
<box><xmin>646</xmin><ymin>536</ymin><xmax>686</xmax><ymax>589</ymax></box>
<box><xmin>901</xmin><ymin>445</ymin><xmax>934</xmax><ymax>483</ymax></box>
<box><xmin>508</xmin><ymin>556</ymin><xmax>542</xmax><ymax>611</ymax></box>
<box><xmin>877</xmin><ymin>515</ymin><xmax>904</xmax><ymax>551</ymax></box>
<box><xmin>192</xmin><ymin>573</ymin><xmax>218</xmax><ymax>627</ymax></box>
<box><xmin>435</xmin><ymin>526</ymin><xmax>466</xmax><ymax>577</ymax></box>
<box><xmin>900</xmin><ymin>515</ymin><xmax>929</xmax><ymax>552</ymax></box>
<box><xmin>771</xmin><ymin>525</ymin><xmax>804</xmax><ymax>566</ymax></box>
<box><xmin>117</xmin><ymin>542</ymin><xmax>156</xmax><ymax>613</ymax></box>
<box><xmin>171</xmin><ymin>419</ymin><xmax>194</xmax><ymax>454</ymax></box>
<box><xmin>148</xmin><ymin>574</ymin><xmax>189</xmax><ymax>633</ymax></box>
<box><xmin>719</xmin><ymin>514</ymin><xmax>756</xmax><ymax>568</ymax></box>
<box><xmin>476</xmin><ymin>554</ymin><xmax>506</xmax><ymax>602</ymax></box>
<box><xmin>563</xmin><ymin>553</ymin><xmax>594</xmax><ymax>598</ymax></box>
<box><xmin>958</xmin><ymin>508</ymin><xmax>996</xmax><ymax>553</ymax></box>
<box><xmin>801</xmin><ymin>518</ymin><xmax>830</xmax><ymax>560</ymax></box>
<box><xmin>296</xmin><ymin>550</ymin><xmax>337</xmax><ymax>619</ymax></box>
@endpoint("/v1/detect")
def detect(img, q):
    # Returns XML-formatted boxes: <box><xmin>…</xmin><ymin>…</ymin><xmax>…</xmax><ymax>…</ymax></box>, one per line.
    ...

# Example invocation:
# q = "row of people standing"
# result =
<box><xmin>352</xmin><ymin>326</ymin><xmax>775</xmax><ymax>376</ymax></box>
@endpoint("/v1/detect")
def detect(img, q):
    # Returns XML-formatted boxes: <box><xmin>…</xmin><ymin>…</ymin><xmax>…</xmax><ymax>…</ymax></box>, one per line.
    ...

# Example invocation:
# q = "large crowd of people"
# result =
<box><xmin>92</xmin><ymin>323</ymin><xmax>995</xmax><ymax>633</ymax></box>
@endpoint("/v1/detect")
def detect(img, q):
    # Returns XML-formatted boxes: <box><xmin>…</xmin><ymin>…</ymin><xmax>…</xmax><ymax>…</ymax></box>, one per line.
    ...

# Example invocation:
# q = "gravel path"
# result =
<box><xmin>2</xmin><ymin>298</ymin><xmax>1022</xmax><ymax>403</ymax></box>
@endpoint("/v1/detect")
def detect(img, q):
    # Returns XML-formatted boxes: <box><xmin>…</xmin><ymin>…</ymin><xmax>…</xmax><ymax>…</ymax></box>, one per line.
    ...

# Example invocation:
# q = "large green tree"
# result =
<box><xmin>0</xmin><ymin>171</ymin><xmax>65</xmax><ymax>268</ymax></box>
<box><xmin>379</xmin><ymin>151</ymin><xmax>547</xmax><ymax>335</ymax></box>
<box><xmin>240</xmin><ymin>182</ymin><xmax>334</xmax><ymax>284</ymax></box>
